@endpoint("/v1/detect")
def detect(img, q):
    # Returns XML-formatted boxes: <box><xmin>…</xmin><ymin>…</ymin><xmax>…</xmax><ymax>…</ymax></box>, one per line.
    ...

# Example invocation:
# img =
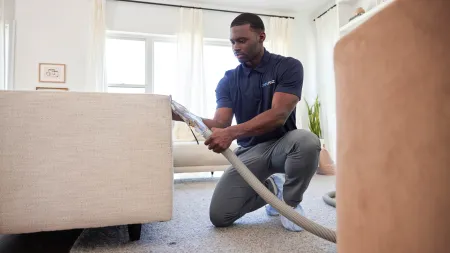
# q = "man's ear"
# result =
<box><xmin>259</xmin><ymin>32</ymin><xmax>266</xmax><ymax>43</ymax></box>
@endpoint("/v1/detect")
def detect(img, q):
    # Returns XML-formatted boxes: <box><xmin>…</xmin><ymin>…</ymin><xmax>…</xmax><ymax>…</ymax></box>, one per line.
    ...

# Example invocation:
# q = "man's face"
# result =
<box><xmin>230</xmin><ymin>24</ymin><xmax>265</xmax><ymax>64</ymax></box>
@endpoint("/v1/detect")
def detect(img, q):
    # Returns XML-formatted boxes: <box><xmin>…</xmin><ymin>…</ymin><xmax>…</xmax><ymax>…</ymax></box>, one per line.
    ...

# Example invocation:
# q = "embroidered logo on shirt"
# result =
<box><xmin>262</xmin><ymin>80</ymin><xmax>275</xmax><ymax>87</ymax></box>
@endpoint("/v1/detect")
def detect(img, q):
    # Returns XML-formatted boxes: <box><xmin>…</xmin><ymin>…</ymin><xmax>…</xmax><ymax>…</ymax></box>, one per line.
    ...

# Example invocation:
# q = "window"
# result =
<box><xmin>104</xmin><ymin>34</ymin><xmax>239</xmax><ymax>121</ymax></box>
<box><xmin>153</xmin><ymin>41</ymin><xmax>177</xmax><ymax>96</ymax></box>
<box><xmin>203</xmin><ymin>42</ymin><xmax>239</xmax><ymax>118</ymax></box>
<box><xmin>105</xmin><ymin>34</ymin><xmax>177</xmax><ymax>94</ymax></box>
<box><xmin>105</xmin><ymin>37</ymin><xmax>146</xmax><ymax>93</ymax></box>
<box><xmin>107</xmin><ymin>86</ymin><xmax>146</xmax><ymax>94</ymax></box>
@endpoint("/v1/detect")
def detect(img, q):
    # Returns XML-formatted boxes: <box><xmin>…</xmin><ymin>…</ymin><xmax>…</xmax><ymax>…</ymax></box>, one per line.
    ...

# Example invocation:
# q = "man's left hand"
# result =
<box><xmin>204</xmin><ymin>127</ymin><xmax>235</xmax><ymax>153</ymax></box>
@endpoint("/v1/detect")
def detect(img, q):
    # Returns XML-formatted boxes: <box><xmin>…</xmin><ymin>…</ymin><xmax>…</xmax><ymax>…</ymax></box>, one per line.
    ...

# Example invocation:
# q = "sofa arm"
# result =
<box><xmin>0</xmin><ymin>91</ymin><xmax>174</xmax><ymax>234</ymax></box>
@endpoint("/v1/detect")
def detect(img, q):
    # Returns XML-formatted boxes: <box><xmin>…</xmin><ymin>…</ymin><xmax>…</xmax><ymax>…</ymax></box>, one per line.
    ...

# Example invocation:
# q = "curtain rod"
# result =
<box><xmin>313</xmin><ymin>4</ymin><xmax>336</xmax><ymax>21</ymax></box>
<box><xmin>114</xmin><ymin>0</ymin><xmax>295</xmax><ymax>19</ymax></box>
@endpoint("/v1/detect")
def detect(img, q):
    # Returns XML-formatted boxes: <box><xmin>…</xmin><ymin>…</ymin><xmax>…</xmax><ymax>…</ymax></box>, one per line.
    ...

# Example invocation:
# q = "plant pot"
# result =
<box><xmin>317</xmin><ymin>138</ymin><xmax>336</xmax><ymax>175</ymax></box>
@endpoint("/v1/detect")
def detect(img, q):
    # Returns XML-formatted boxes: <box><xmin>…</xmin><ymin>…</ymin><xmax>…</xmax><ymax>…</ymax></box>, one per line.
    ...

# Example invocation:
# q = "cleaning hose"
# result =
<box><xmin>171</xmin><ymin>100</ymin><xmax>337</xmax><ymax>243</ymax></box>
<box><xmin>323</xmin><ymin>191</ymin><xmax>336</xmax><ymax>208</ymax></box>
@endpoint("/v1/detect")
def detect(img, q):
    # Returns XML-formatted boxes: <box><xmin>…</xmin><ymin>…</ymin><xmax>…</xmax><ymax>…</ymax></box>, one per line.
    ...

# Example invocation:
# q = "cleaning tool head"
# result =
<box><xmin>171</xmin><ymin>100</ymin><xmax>211</xmax><ymax>139</ymax></box>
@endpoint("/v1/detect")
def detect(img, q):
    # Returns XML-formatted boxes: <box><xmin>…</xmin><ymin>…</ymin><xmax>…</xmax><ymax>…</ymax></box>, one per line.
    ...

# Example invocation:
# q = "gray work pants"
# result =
<box><xmin>209</xmin><ymin>129</ymin><xmax>321</xmax><ymax>227</ymax></box>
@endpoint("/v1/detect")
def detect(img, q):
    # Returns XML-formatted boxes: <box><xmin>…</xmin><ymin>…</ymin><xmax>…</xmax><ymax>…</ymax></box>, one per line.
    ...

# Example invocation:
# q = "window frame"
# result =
<box><xmin>105</xmin><ymin>31</ymin><xmax>176</xmax><ymax>94</ymax></box>
<box><xmin>103</xmin><ymin>33</ymin><xmax>233</xmax><ymax>95</ymax></box>
<box><xmin>203</xmin><ymin>37</ymin><xmax>232</xmax><ymax>49</ymax></box>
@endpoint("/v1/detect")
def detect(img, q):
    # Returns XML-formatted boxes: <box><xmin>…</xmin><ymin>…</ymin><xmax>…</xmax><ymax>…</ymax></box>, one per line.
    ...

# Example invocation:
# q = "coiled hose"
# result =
<box><xmin>171</xmin><ymin>100</ymin><xmax>337</xmax><ymax>244</ymax></box>
<box><xmin>323</xmin><ymin>191</ymin><xmax>336</xmax><ymax>208</ymax></box>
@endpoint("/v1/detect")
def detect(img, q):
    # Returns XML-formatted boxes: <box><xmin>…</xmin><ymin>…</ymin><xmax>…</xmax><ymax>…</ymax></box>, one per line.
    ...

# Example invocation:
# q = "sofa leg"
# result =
<box><xmin>128</xmin><ymin>224</ymin><xmax>142</xmax><ymax>241</ymax></box>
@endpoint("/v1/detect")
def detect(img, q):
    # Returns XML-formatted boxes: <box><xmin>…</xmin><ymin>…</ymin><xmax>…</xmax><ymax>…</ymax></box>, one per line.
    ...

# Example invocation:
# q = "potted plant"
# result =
<box><xmin>304</xmin><ymin>95</ymin><xmax>324</xmax><ymax>146</ymax></box>
<box><xmin>305</xmin><ymin>96</ymin><xmax>335</xmax><ymax>175</ymax></box>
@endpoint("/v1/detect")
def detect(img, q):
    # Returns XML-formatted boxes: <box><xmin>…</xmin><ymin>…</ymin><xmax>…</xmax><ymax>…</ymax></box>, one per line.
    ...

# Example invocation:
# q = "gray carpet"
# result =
<box><xmin>70</xmin><ymin>174</ymin><xmax>337</xmax><ymax>253</ymax></box>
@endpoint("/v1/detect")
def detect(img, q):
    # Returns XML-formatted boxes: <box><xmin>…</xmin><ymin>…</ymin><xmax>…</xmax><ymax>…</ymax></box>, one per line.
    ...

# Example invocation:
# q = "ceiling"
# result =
<box><xmin>194</xmin><ymin>0</ymin><xmax>329</xmax><ymax>12</ymax></box>
<box><xmin>150</xmin><ymin>0</ymin><xmax>331</xmax><ymax>14</ymax></box>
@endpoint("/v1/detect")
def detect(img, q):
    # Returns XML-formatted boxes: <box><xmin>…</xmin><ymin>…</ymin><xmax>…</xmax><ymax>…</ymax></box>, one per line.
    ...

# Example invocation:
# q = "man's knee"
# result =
<box><xmin>288</xmin><ymin>129</ymin><xmax>321</xmax><ymax>152</ymax></box>
<box><xmin>209</xmin><ymin>206</ymin><xmax>234</xmax><ymax>227</ymax></box>
<box><xmin>209</xmin><ymin>186</ymin><xmax>236</xmax><ymax>227</ymax></box>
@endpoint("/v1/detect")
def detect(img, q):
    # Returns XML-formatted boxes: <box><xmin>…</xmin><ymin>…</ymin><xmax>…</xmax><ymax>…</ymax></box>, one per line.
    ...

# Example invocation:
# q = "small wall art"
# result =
<box><xmin>36</xmin><ymin>87</ymin><xmax>69</xmax><ymax>91</ymax></box>
<box><xmin>39</xmin><ymin>63</ymin><xmax>66</xmax><ymax>83</ymax></box>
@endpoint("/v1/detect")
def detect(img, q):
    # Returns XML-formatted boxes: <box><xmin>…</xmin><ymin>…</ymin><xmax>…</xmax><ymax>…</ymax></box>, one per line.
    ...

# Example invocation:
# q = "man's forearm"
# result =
<box><xmin>202</xmin><ymin>118</ymin><xmax>229</xmax><ymax>130</ymax></box>
<box><xmin>228</xmin><ymin>109</ymin><xmax>287</xmax><ymax>139</ymax></box>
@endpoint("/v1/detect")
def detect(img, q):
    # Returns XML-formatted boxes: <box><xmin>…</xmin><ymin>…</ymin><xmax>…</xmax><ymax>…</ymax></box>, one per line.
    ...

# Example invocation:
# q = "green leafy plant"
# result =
<box><xmin>305</xmin><ymin>96</ymin><xmax>322</xmax><ymax>139</ymax></box>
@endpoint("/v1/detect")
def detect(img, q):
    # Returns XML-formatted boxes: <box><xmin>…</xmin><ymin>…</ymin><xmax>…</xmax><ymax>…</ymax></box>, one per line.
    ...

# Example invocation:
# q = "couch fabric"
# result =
<box><xmin>334</xmin><ymin>1</ymin><xmax>450</xmax><ymax>252</ymax></box>
<box><xmin>172</xmin><ymin>121</ymin><xmax>238</xmax><ymax>173</ymax></box>
<box><xmin>0</xmin><ymin>91</ymin><xmax>173</xmax><ymax>234</ymax></box>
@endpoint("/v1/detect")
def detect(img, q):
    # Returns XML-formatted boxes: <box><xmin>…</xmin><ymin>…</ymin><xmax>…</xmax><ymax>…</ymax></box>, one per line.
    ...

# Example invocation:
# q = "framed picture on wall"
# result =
<box><xmin>36</xmin><ymin>87</ymin><xmax>69</xmax><ymax>91</ymax></box>
<box><xmin>39</xmin><ymin>63</ymin><xmax>66</xmax><ymax>83</ymax></box>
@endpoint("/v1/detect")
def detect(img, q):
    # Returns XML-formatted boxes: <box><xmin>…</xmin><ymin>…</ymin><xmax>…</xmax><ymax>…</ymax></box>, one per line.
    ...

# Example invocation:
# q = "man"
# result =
<box><xmin>172</xmin><ymin>13</ymin><xmax>320</xmax><ymax>232</ymax></box>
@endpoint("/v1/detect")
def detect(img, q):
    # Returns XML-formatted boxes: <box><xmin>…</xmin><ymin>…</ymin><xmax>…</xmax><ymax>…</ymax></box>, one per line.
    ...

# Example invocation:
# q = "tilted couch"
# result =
<box><xmin>0</xmin><ymin>91</ymin><xmax>173</xmax><ymax>241</ymax></box>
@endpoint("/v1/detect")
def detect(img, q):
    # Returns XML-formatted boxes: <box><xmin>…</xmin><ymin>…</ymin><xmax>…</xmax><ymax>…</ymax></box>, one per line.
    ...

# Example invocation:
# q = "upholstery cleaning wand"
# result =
<box><xmin>171</xmin><ymin>100</ymin><xmax>337</xmax><ymax>244</ymax></box>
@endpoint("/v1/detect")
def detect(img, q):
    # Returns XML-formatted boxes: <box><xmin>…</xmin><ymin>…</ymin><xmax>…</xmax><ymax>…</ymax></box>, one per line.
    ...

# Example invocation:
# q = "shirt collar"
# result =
<box><xmin>241</xmin><ymin>48</ymin><xmax>271</xmax><ymax>76</ymax></box>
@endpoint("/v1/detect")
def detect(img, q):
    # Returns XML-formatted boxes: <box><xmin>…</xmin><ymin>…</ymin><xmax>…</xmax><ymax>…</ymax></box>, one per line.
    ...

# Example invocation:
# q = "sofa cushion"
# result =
<box><xmin>172</xmin><ymin>121</ymin><xmax>205</xmax><ymax>142</ymax></box>
<box><xmin>173</xmin><ymin>141</ymin><xmax>239</xmax><ymax>167</ymax></box>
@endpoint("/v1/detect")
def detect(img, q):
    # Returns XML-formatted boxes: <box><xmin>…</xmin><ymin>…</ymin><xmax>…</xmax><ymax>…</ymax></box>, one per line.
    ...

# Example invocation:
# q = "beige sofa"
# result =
<box><xmin>172</xmin><ymin>121</ymin><xmax>238</xmax><ymax>173</ymax></box>
<box><xmin>0</xmin><ymin>91</ymin><xmax>173</xmax><ymax>241</ymax></box>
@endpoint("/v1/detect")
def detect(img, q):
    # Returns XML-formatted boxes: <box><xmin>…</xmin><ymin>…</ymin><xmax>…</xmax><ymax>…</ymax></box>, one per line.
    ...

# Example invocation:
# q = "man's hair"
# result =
<box><xmin>230</xmin><ymin>13</ymin><xmax>265</xmax><ymax>32</ymax></box>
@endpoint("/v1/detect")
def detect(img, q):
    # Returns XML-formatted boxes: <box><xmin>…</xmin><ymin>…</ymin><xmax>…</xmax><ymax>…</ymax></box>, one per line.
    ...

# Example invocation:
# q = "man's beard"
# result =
<box><xmin>241</xmin><ymin>43</ymin><xmax>261</xmax><ymax>65</ymax></box>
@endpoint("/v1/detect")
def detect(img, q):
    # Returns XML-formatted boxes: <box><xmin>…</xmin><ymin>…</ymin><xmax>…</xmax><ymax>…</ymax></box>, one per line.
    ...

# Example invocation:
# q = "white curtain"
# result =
<box><xmin>314</xmin><ymin>7</ymin><xmax>339</xmax><ymax>160</ymax></box>
<box><xmin>0</xmin><ymin>0</ymin><xmax>5</xmax><ymax>90</ymax></box>
<box><xmin>175</xmin><ymin>8</ymin><xmax>205</xmax><ymax>116</ymax></box>
<box><xmin>86</xmin><ymin>0</ymin><xmax>106</xmax><ymax>92</ymax></box>
<box><xmin>266</xmin><ymin>17</ymin><xmax>293</xmax><ymax>56</ymax></box>
<box><xmin>0</xmin><ymin>0</ymin><xmax>15</xmax><ymax>90</ymax></box>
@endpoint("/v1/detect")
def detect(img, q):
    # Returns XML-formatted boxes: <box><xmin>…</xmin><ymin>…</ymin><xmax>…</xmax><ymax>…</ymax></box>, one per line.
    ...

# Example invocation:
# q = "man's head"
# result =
<box><xmin>230</xmin><ymin>13</ymin><xmax>266</xmax><ymax>64</ymax></box>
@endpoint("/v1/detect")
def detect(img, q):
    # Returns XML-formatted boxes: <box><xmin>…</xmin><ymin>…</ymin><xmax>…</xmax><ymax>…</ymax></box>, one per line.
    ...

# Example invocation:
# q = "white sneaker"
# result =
<box><xmin>280</xmin><ymin>204</ymin><xmax>305</xmax><ymax>232</ymax></box>
<box><xmin>265</xmin><ymin>174</ymin><xmax>284</xmax><ymax>216</ymax></box>
<box><xmin>265</xmin><ymin>173</ymin><xmax>305</xmax><ymax>232</ymax></box>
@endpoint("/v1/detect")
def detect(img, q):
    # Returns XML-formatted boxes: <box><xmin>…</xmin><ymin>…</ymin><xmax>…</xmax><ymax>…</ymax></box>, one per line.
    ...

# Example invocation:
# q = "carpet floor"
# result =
<box><xmin>70</xmin><ymin>173</ymin><xmax>337</xmax><ymax>253</ymax></box>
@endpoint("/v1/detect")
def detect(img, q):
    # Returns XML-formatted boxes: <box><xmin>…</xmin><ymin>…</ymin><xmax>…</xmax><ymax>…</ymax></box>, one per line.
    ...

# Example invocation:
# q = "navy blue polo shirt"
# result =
<box><xmin>215</xmin><ymin>48</ymin><xmax>304</xmax><ymax>148</ymax></box>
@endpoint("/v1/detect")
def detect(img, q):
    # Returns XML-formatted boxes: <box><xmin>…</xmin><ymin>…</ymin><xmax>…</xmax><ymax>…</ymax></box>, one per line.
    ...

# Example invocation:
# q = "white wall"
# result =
<box><xmin>11</xmin><ymin>0</ymin><xmax>289</xmax><ymax>91</ymax></box>
<box><xmin>11</xmin><ymin>0</ymin><xmax>319</xmax><ymax>130</ymax></box>
<box><xmin>14</xmin><ymin>0</ymin><xmax>90</xmax><ymax>91</ymax></box>
<box><xmin>105</xmin><ymin>0</ymin><xmax>272</xmax><ymax>40</ymax></box>
<box><xmin>106</xmin><ymin>1</ymin><xmax>179</xmax><ymax>36</ymax></box>
<box><xmin>3</xmin><ymin>0</ymin><xmax>15</xmax><ymax>21</ymax></box>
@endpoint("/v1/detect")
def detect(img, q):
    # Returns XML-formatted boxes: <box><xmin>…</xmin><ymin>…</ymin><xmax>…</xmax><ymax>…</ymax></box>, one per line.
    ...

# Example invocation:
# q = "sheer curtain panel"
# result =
<box><xmin>314</xmin><ymin>6</ymin><xmax>339</xmax><ymax>160</ymax></box>
<box><xmin>86</xmin><ymin>0</ymin><xmax>106</xmax><ymax>92</ymax></box>
<box><xmin>266</xmin><ymin>17</ymin><xmax>293</xmax><ymax>56</ymax></box>
<box><xmin>175</xmin><ymin>8</ymin><xmax>206</xmax><ymax>116</ymax></box>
